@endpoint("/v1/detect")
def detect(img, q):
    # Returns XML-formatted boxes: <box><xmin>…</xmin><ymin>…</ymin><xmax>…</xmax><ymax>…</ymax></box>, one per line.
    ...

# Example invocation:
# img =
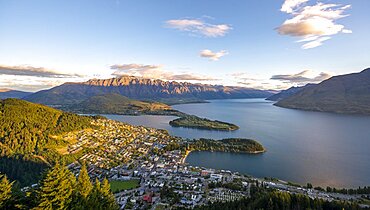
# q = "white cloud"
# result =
<box><xmin>165</xmin><ymin>18</ymin><xmax>231</xmax><ymax>37</ymax></box>
<box><xmin>229</xmin><ymin>70</ymin><xmax>333</xmax><ymax>90</ymax></box>
<box><xmin>111</xmin><ymin>63</ymin><xmax>216</xmax><ymax>81</ymax></box>
<box><xmin>229</xmin><ymin>72</ymin><xmax>288</xmax><ymax>90</ymax></box>
<box><xmin>0</xmin><ymin>75</ymin><xmax>85</xmax><ymax>91</ymax></box>
<box><xmin>0</xmin><ymin>64</ymin><xmax>82</xmax><ymax>78</ymax></box>
<box><xmin>271</xmin><ymin>70</ymin><xmax>333</xmax><ymax>83</ymax></box>
<box><xmin>0</xmin><ymin>64</ymin><xmax>87</xmax><ymax>91</ymax></box>
<box><xmin>200</xmin><ymin>49</ymin><xmax>228</xmax><ymax>61</ymax></box>
<box><xmin>281</xmin><ymin>0</ymin><xmax>309</xmax><ymax>13</ymax></box>
<box><xmin>278</xmin><ymin>1</ymin><xmax>351</xmax><ymax>49</ymax></box>
<box><xmin>301</xmin><ymin>36</ymin><xmax>331</xmax><ymax>49</ymax></box>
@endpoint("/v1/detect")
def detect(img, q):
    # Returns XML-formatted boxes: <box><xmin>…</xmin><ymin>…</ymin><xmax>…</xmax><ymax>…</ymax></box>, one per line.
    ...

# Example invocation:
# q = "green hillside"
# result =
<box><xmin>0</xmin><ymin>98</ymin><xmax>94</xmax><ymax>156</ymax></box>
<box><xmin>0</xmin><ymin>98</ymin><xmax>96</xmax><ymax>185</ymax></box>
<box><xmin>67</xmin><ymin>93</ymin><xmax>174</xmax><ymax>115</ymax></box>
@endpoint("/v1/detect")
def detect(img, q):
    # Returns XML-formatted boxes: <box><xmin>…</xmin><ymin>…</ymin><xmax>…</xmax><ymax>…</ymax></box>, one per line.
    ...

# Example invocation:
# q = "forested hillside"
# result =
<box><xmin>0</xmin><ymin>98</ymin><xmax>93</xmax><ymax>156</ymax></box>
<box><xmin>0</xmin><ymin>98</ymin><xmax>96</xmax><ymax>186</ymax></box>
<box><xmin>67</xmin><ymin>93</ymin><xmax>173</xmax><ymax>115</ymax></box>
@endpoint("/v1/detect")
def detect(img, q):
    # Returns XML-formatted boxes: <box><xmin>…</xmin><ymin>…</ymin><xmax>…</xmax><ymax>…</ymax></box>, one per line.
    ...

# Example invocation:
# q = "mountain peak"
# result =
<box><xmin>275</xmin><ymin>68</ymin><xmax>370</xmax><ymax>115</ymax></box>
<box><xmin>78</xmin><ymin>76</ymin><xmax>199</xmax><ymax>87</ymax></box>
<box><xmin>361</xmin><ymin>67</ymin><xmax>370</xmax><ymax>74</ymax></box>
<box><xmin>24</xmin><ymin>77</ymin><xmax>273</xmax><ymax>105</ymax></box>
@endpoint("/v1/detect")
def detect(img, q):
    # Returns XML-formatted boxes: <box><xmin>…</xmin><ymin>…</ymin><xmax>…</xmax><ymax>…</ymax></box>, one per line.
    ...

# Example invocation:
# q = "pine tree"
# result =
<box><xmin>87</xmin><ymin>178</ymin><xmax>102</xmax><ymax>210</ymax></box>
<box><xmin>76</xmin><ymin>163</ymin><xmax>92</xmax><ymax>198</ymax></box>
<box><xmin>35</xmin><ymin>162</ymin><xmax>76</xmax><ymax>210</ymax></box>
<box><xmin>0</xmin><ymin>173</ymin><xmax>13</xmax><ymax>209</ymax></box>
<box><xmin>71</xmin><ymin>163</ymin><xmax>93</xmax><ymax>210</ymax></box>
<box><xmin>100</xmin><ymin>178</ymin><xmax>118</xmax><ymax>210</ymax></box>
<box><xmin>87</xmin><ymin>178</ymin><xmax>119</xmax><ymax>210</ymax></box>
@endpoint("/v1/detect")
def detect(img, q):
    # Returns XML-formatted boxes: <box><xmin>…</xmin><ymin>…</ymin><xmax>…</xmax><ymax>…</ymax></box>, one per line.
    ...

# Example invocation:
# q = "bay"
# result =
<box><xmin>104</xmin><ymin>99</ymin><xmax>370</xmax><ymax>188</ymax></box>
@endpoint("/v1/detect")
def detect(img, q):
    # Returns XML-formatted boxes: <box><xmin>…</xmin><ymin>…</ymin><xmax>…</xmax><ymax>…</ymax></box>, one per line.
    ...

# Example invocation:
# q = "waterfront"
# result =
<box><xmin>105</xmin><ymin>99</ymin><xmax>370</xmax><ymax>188</ymax></box>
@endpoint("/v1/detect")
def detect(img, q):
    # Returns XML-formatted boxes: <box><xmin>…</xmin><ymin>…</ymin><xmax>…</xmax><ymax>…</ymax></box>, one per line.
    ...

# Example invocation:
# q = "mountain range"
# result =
<box><xmin>275</xmin><ymin>68</ymin><xmax>370</xmax><ymax>115</ymax></box>
<box><xmin>23</xmin><ymin>76</ymin><xmax>273</xmax><ymax>105</ymax></box>
<box><xmin>266</xmin><ymin>84</ymin><xmax>315</xmax><ymax>101</ymax></box>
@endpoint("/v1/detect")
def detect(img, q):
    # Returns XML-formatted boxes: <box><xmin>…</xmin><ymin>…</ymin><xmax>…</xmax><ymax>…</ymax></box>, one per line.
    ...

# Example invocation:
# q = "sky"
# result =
<box><xmin>0</xmin><ymin>0</ymin><xmax>369</xmax><ymax>91</ymax></box>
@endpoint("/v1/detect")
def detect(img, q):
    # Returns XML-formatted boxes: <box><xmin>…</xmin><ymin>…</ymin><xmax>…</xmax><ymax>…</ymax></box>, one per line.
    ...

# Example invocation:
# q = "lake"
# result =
<box><xmin>104</xmin><ymin>99</ymin><xmax>370</xmax><ymax>188</ymax></box>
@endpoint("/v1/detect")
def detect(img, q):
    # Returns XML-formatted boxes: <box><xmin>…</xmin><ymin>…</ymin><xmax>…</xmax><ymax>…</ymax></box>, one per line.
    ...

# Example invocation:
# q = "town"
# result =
<box><xmin>62</xmin><ymin>119</ymin><xmax>369</xmax><ymax>209</ymax></box>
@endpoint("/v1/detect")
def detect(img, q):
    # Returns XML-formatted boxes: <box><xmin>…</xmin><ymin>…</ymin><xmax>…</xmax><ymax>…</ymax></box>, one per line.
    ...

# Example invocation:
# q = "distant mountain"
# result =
<box><xmin>275</xmin><ymin>68</ymin><xmax>370</xmax><ymax>115</ymax></box>
<box><xmin>24</xmin><ymin>76</ymin><xmax>273</xmax><ymax>105</ymax></box>
<box><xmin>67</xmin><ymin>93</ymin><xmax>174</xmax><ymax>115</ymax></box>
<box><xmin>266</xmin><ymin>84</ymin><xmax>315</xmax><ymax>101</ymax></box>
<box><xmin>0</xmin><ymin>88</ymin><xmax>32</xmax><ymax>99</ymax></box>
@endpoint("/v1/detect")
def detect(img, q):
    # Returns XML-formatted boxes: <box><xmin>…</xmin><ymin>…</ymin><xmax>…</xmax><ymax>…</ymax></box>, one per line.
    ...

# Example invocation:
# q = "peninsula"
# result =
<box><xmin>169</xmin><ymin>115</ymin><xmax>239</xmax><ymax>131</ymax></box>
<box><xmin>63</xmin><ymin>93</ymin><xmax>240</xmax><ymax>131</ymax></box>
<box><xmin>187</xmin><ymin>138</ymin><xmax>265</xmax><ymax>154</ymax></box>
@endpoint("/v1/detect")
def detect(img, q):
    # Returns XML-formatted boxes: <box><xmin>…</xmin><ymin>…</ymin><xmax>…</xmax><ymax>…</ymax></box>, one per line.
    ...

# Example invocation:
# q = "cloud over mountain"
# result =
<box><xmin>111</xmin><ymin>63</ymin><xmax>216</xmax><ymax>81</ymax></box>
<box><xmin>271</xmin><ymin>70</ymin><xmax>333</xmax><ymax>83</ymax></box>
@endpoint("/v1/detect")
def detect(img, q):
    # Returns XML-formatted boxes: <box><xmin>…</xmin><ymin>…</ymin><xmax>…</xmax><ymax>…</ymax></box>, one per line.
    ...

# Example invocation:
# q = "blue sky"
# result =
<box><xmin>0</xmin><ymin>0</ymin><xmax>369</xmax><ymax>91</ymax></box>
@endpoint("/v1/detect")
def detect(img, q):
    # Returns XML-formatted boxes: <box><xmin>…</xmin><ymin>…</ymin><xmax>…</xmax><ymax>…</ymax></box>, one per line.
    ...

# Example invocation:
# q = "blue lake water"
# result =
<box><xmin>105</xmin><ymin>99</ymin><xmax>370</xmax><ymax>188</ymax></box>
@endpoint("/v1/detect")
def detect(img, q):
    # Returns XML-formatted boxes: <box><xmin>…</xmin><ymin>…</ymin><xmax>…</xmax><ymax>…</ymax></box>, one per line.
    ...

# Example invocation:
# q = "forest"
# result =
<box><xmin>0</xmin><ymin>99</ymin><xmax>97</xmax><ymax>186</ymax></box>
<box><xmin>187</xmin><ymin>138</ymin><xmax>265</xmax><ymax>153</ymax></box>
<box><xmin>0</xmin><ymin>163</ymin><xmax>118</xmax><ymax>210</ymax></box>
<box><xmin>169</xmin><ymin>115</ymin><xmax>239</xmax><ymax>131</ymax></box>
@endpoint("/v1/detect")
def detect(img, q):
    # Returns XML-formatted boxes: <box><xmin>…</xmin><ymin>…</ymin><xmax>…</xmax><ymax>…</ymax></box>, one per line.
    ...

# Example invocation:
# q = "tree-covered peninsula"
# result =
<box><xmin>187</xmin><ymin>138</ymin><xmax>265</xmax><ymax>154</ymax></box>
<box><xmin>169</xmin><ymin>115</ymin><xmax>239</xmax><ymax>131</ymax></box>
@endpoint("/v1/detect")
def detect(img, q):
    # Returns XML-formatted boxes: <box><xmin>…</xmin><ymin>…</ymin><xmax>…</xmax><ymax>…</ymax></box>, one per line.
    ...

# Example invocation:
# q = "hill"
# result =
<box><xmin>275</xmin><ymin>68</ymin><xmax>370</xmax><ymax>115</ymax></box>
<box><xmin>66</xmin><ymin>93</ymin><xmax>240</xmax><ymax>131</ymax></box>
<box><xmin>0</xmin><ymin>88</ymin><xmax>32</xmax><ymax>99</ymax></box>
<box><xmin>24</xmin><ymin>76</ymin><xmax>273</xmax><ymax>105</ymax></box>
<box><xmin>0</xmin><ymin>98</ymin><xmax>94</xmax><ymax>156</ymax></box>
<box><xmin>66</xmin><ymin>93</ymin><xmax>175</xmax><ymax>115</ymax></box>
<box><xmin>0</xmin><ymin>98</ymin><xmax>96</xmax><ymax>185</ymax></box>
<box><xmin>266</xmin><ymin>84</ymin><xmax>315</xmax><ymax>101</ymax></box>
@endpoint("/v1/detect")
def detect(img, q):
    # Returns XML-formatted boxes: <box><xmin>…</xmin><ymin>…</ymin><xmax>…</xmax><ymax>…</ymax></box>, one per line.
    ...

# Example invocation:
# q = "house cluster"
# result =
<box><xmin>64</xmin><ymin>119</ymin><xmax>251</xmax><ymax>209</ymax></box>
<box><xmin>109</xmin><ymin>154</ymin><xmax>251</xmax><ymax>209</ymax></box>
<box><xmin>65</xmin><ymin>118</ymin><xmax>365</xmax><ymax>209</ymax></box>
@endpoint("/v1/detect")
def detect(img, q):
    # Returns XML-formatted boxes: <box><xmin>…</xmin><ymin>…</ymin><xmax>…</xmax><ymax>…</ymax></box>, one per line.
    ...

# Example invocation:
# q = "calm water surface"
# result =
<box><xmin>105</xmin><ymin>99</ymin><xmax>370</xmax><ymax>188</ymax></box>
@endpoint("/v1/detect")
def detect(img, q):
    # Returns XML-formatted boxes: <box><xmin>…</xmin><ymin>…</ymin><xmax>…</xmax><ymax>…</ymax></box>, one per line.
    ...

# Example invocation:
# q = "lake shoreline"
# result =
<box><xmin>106</xmin><ymin>98</ymin><xmax>370</xmax><ymax>188</ymax></box>
<box><xmin>183</xmin><ymin>148</ymin><xmax>266</xmax><ymax>164</ymax></box>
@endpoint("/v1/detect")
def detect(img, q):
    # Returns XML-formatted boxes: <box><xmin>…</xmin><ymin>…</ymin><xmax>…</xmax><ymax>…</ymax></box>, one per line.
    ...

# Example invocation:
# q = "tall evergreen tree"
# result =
<box><xmin>87</xmin><ymin>178</ymin><xmax>119</xmax><ymax>210</ymax></box>
<box><xmin>100</xmin><ymin>178</ymin><xmax>119</xmax><ymax>210</ymax></box>
<box><xmin>71</xmin><ymin>163</ymin><xmax>93</xmax><ymax>210</ymax></box>
<box><xmin>76</xmin><ymin>163</ymin><xmax>92</xmax><ymax>198</ymax></box>
<box><xmin>86</xmin><ymin>178</ymin><xmax>102</xmax><ymax>210</ymax></box>
<box><xmin>35</xmin><ymin>162</ymin><xmax>76</xmax><ymax>210</ymax></box>
<box><xmin>0</xmin><ymin>173</ymin><xmax>13</xmax><ymax>209</ymax></box>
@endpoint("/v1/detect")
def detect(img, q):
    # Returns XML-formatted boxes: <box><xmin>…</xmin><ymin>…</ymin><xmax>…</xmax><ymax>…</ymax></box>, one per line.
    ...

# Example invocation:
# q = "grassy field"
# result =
<box><xmin>110</xmin><ymin>179</ymin><xmax>140</xmax><ymax>193</ymax></box>
<box><xmin>155</xmin><ymin>204</ymin><xmax>168</xmax><ymax>210</ymax></box>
